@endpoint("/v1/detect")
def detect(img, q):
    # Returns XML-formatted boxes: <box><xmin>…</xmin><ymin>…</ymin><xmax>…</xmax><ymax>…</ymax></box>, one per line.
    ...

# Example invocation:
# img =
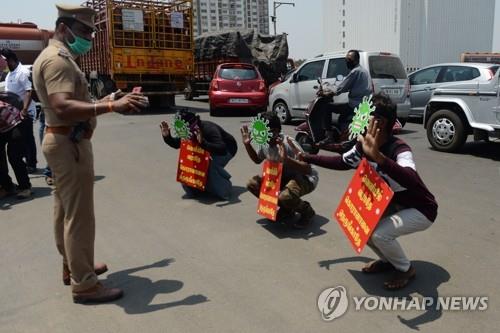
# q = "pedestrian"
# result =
<box><xmin>0</xmin><ymin>94</ymin><xmax>32</xmax><ymax>199</ymax></box>
<box><xmin>33</xmin><ymin>4</ymin><xmax>148</xmax><ymax>303</ymax></box>
<box><xmin>160</xmin><ymin>109</ymin><xmax>237</xmax><ymax>200</ymax></box>
<box><xmin>1</xmin><ymin>48</ymin><xmax>38</xmax><ymax>173</ymax></box>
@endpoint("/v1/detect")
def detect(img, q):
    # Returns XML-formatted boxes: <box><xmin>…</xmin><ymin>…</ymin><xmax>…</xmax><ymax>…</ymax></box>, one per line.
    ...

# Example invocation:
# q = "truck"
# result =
<box><xmin>0</xmin><ymin>22</ymin><xmax>52</xmax><ymax>72</ymax></box>
<box><xmin>184</xmin><ymin>29</ymin><xmax>289</xmax><ymax>100</ymax></box>
<box><xmin>460</xmin><ymin>52</ymin><xmax>500</xmax><ymax>64</ymax></box>
<box><xmin>80</xmin><ymin>0</ymin><xmax>194</xmax><ymax>107</ymax></box>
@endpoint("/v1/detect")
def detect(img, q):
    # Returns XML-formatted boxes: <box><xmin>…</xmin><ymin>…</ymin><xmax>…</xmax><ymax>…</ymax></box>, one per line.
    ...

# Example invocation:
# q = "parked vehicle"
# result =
<box><xmin>424</xmin><ymin>67</ymin><xmax>500</xmax><ymax>152</ymax></box>
<box><xmin>0</xmin><ymin>23</ymin><xmax>52</xmax><ymax>70</ymax></box>
<box><xmin>79</xmin><ymin>0</ymin><xmax>194</xmax><ymax>107</ymax></box>
<box><xmin>208</xmin><ymin>63</ymin><xmax>268</xmax><ymax>116</ymax></box>
<box><xmin>185</xmin><ymin>30</ymin><xmax>289</xmax><ymax>100</ymax></box>
<box><xmin>268</xmin><ymin>51</ymin><xmax>410</xmax><ymax>125</ymax></box>
<box><xmin>461</xmin><ymin>52</ymin><xmax>500</xmax><ymax>65</ymax></box>
<box><xmin>409</xmin><ymin>63</ymin><xmax>499</xmax><ymax>117</ymax></box>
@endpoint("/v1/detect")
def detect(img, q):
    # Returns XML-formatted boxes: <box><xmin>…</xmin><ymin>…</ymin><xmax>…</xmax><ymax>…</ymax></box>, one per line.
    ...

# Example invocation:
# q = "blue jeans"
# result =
<box><xmin>182</xmin><ymin>152</ymin><xmax>233</xmax><ymax>200</ymax></box>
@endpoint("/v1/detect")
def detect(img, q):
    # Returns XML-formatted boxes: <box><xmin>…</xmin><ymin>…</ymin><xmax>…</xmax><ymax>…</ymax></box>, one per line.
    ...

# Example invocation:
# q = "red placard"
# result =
<box><xmin>334</xmin><ymin>158</ymin><xmax>394</xmax><ymax>254</ymax></box>
<box><xmin>176</xmin><ymin>140</ymin><xmax>211</xmax><ymax>191</ymax></box>
<box><xmin>257</xmin><ymin>160</ymin><xmax>283</xmax><ymax>221</ymax></box>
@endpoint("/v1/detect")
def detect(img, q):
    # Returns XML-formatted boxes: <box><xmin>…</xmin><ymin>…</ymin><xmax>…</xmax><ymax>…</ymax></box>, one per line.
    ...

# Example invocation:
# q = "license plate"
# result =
<box><xmin>229</xmin><ymin>98</ymin><xmax>249</xmax><ymax>104</ymax></box>
<box><xmin>384</xmin><ymin>88</ymin><xmax>401</xmax><ymax>95</ymax></box>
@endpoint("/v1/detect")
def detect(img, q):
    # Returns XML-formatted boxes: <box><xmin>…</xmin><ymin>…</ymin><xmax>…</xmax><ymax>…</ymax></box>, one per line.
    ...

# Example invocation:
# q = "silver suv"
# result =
<box><xmin>424</xmin><ymin>67</ymin><xmax>500</xmax><ymax>152</ymax></box>
<box><xmin>409</xmin><ymin>63</ymin><xmax>499</xmax><ymax>117</ymax></box>
<box><xmin>269</xmin><ymin>51</ymin><xmax>410</xmax><ymax>124</ymax></box>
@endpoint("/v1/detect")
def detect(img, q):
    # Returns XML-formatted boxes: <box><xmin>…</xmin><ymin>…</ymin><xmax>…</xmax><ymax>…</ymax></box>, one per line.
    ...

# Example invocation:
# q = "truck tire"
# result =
<box><xmin>273</xmin><ymin>101</ymin><xmax>291</xmax><ymax>124</ymax></box>
<box><xmin>426</xmin><ymin>109</ymin><xmax>467</xmax><ymax>152</ymax></box>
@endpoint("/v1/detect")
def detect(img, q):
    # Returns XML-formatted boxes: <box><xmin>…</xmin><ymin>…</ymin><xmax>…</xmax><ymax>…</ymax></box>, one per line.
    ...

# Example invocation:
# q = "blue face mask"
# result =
<box><xmin>66</xmin><ymin>27</ymin><xmax>92</xmax><ymax>55</ymax></box>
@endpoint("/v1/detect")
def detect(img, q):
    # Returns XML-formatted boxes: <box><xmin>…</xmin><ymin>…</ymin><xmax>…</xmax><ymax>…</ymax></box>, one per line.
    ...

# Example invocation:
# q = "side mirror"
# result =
<box><xmin>291</xmin><ymin>73</ymin><xmax>298</xmax><ymax>83</ymax></box>
<box><xmin>336</xmin><ymin>74</ymin><xmax>344</xmax><ymax>82</ymax></box>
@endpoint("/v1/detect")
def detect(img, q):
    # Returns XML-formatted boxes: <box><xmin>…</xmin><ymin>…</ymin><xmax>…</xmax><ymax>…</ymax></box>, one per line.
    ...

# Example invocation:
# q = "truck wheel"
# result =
<box><xmin>295</xmin><ymin>133</ymin><xmax>319</xmax><ymax>155</ymax></box>
<box><xmin>273</xmin><ymin>101</ymin><xmax>291</xmax><ymax>124</ymax></box>
<box><xmin>426</xmin><ymin>109</ymin><xmax>467</xmax><ymax>152</ymax></box>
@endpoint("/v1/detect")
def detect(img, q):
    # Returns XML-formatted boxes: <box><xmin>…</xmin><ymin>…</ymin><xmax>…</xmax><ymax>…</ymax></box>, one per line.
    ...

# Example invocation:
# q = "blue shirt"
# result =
<box><xmin>334</xmin><ymin>65</ymin><xmax>372</xmax><ymax>108</ymax></box>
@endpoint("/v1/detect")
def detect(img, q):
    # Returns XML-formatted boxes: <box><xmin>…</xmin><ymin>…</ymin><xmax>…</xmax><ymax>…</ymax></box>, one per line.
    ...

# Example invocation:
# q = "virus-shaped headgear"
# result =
<box><xmin>250</xmin><ymin>113</ymin><xmax>273</xmax><ymax>149</ymax></box>
<box><xmin>348</xmin><ymin>95</ymin><xmax>375</xmax><ymax>140</ymax></box>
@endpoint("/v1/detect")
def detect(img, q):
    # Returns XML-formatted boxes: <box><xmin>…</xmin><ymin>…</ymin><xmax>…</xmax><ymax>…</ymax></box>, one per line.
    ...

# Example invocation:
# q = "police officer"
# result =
<box><xmin>33</xmin><ymin>4</ymin><xmax>147</xmax><ymax>303</ymax></box>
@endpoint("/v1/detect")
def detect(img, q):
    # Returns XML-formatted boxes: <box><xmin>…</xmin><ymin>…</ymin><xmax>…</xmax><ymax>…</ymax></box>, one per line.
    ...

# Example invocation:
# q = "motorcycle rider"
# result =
<box><xmin>319</xmin><ymin>50</ymin><xmax>372</xmax><ymax>146</ymax></box>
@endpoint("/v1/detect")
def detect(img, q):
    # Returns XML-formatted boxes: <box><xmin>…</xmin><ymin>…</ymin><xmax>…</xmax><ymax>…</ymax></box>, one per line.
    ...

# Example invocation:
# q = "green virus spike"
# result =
<box><xmin>250</xmin><ymin>114</ymin><xmax>272</xmax><ymax>149</ymax></box>
<box><xmin>172</xmin><ymin>115</ymin><xmax>191</xmax><ymax>139</ymax></box>
<box><xmin>348</xmin><ymin>95</ymin><xmax>375</xmax><ymax>140</ymax></box>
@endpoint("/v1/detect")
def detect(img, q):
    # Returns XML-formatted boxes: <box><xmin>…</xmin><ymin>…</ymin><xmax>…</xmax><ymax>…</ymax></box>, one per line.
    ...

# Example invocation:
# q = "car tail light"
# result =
<box><xmin>211</xmin><ymin>80</ymin><xmax>219</xmax><ymax>91</ymax></box>
<box><xmin>258</xmin><ymin>80</ymin><xmax>266</xmax><ymax>92</ymax></box>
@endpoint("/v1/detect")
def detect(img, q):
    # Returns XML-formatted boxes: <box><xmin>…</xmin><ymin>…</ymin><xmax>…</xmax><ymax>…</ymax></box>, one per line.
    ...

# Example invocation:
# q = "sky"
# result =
<box><xmin>0</xmin><ymin>0</ymin><xmax>498</xmax><ymax>59</ymax></box>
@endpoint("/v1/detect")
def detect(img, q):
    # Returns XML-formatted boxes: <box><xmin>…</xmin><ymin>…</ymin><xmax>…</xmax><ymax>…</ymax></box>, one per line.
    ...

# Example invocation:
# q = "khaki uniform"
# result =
<box><xmin>33</xmin><ymin>39</ymin><xmax>98</xmax><ymax>292</ymax></box>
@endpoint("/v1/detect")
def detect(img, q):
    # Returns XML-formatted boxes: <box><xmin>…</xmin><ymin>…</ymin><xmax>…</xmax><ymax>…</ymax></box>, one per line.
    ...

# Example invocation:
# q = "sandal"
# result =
<box><xmin>362</xmin><ymin>260</ymin><xmax>395</xmax><ymax>274</ymax></box>
<box><xmin>384</xmin><ymin>265</ymin><xmax>416</xmax><ymax>290</ymax></box>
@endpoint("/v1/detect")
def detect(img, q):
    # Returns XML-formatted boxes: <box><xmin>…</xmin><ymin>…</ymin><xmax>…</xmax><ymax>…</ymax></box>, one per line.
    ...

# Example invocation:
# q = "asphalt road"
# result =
<box><xmin>1</xmin><ymin>96</ymin><xmax>499</xmax><ymax>333</ymax></box>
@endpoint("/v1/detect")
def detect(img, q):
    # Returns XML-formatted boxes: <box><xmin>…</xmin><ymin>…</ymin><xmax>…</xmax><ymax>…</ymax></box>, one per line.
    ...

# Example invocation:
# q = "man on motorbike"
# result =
<box><xmin>319</xmin><ymin>50</ymin><xmax>372</xmax><ymax>146</ymax></box>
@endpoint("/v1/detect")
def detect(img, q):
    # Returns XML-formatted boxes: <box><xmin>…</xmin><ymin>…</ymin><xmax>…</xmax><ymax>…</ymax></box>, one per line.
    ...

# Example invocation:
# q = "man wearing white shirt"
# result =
<box><xmin>1</xmin><ymin>48</ymin><xmax>38</xmax><ymax>172</ymax></box>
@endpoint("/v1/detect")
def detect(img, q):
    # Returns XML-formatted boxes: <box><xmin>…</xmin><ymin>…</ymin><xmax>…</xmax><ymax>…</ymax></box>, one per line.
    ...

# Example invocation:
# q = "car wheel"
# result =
<box><xmin>295</xmin><ymin>133</ymin><xmax>319</xmax><ymax>155</ymax></box>
<box><xmin>426</xmin><ymin>109</ymin><xmax>467</xmax><ymax>152</ymax></box>
<box><xmin>209</xmin><ymin>106</ymin><xmax>219</xmax><ymax>117</ymax></box>
<box><xmin>273</xmin><ymin>101</ymin><xmax>291</xmax><ymax>124</ymax></box>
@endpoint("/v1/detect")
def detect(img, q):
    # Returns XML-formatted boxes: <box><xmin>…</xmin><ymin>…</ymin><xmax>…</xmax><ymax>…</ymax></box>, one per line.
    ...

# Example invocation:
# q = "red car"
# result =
<box><xmin>208</xmin><ymin>63</ymin><xmax>268</xmax><ymax>116</ymax></box>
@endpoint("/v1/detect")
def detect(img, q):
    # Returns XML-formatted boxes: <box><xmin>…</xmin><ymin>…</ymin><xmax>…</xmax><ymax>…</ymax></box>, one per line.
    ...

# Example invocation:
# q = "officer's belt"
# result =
<box><xmin>45</xmin><ymin>126</ymin><xmax>93</xmax><ymax>139</ymax></box>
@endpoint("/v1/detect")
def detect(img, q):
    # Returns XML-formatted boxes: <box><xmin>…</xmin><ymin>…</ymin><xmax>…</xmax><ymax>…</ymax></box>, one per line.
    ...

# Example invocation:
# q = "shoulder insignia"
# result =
<box><xmin>57</xmin><ymin>48</ymin><xmax>71</xmax><ymax>59</ymax></box>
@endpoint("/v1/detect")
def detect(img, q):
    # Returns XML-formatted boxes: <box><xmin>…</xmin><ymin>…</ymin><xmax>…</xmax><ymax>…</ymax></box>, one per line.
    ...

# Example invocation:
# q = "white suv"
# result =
<box><xmin>269</xmin><ymin>51</ymin><xmax>410</xmax><ymax>124</ymax></box>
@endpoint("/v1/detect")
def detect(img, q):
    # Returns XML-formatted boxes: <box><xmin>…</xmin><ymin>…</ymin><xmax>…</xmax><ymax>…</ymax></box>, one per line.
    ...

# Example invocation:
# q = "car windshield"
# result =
<box><xmin>219</xmin><ymin>67</ymin><xmax>258</xmax><ymax>80</ymax></box>
<box><xmin>368</xmin><ymin>56</ymin><xmax>407</xmax><ymax>79</ymax></box>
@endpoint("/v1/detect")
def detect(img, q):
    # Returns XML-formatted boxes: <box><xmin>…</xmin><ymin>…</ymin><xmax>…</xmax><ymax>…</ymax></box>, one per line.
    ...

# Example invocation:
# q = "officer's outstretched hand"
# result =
<box><xmin>113</xmin><ymin>93</ymin><xmax>149</xmax><ymax>114</ymax></box>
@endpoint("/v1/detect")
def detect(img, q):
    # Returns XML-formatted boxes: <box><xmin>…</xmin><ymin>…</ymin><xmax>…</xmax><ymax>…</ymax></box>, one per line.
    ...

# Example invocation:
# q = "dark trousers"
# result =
<box><xmin>0</xmin><ymin>125</ymin><xmax>31</xmax><ymax>190</ymax></box>
<box><xmin>20</xmin><ymin>117</ymin><xmax>37</xmax><ymax>168</ymax></box>
<box><xmin>322</xmin><ymin>103</ymin><xmax>354</xmax><ymax>133</ymax></box>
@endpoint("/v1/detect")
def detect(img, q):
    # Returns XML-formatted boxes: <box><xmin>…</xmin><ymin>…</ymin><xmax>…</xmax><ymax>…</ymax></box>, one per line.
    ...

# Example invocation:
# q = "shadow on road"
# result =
<box><xmin>100</xmin><ymin>258</ymin><xmax>208</xmax><ymax>314</ymax></box>
<box><xmin>0</xmin><ymin>186</ymin><xmax>52</xmax><ymax>210</ymax></box>
<box><xmin>180</xmin><ymin>185</ymin><xmax>247</xmax><ymax>207</ymax></box>
<box><xmin>318</xmin><ymin>256</ymin><xmax>450</xmax><ymax>331</ymax></box>
<box><xmin>450</xmin><ymin>141</ymin><xmax>500</xmax><ymax>161</ymax></box>
<box><xmin>256</xmin><ymin>214</ymin><xmax>329</xmax><ymax>240</ymax></box>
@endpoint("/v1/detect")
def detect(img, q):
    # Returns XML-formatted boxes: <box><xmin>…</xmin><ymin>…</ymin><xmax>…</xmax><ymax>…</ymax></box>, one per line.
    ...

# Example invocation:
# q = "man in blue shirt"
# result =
<box><xmin>320</xmin><ymin>50</ymin><xmax>372</xmax><ymax>145</ymax></box>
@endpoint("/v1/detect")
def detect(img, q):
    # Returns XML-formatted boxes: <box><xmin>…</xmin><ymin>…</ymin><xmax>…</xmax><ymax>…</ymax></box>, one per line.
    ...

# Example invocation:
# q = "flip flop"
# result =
<box><xmin>362</xmin><ymin>260</ymin><xmax>395</xmax><ymax>274</ymax></box>
<box><xmin>384</xmin><ymin>265</ymin><xmax>416</xmax><ymax>290</ymax></box>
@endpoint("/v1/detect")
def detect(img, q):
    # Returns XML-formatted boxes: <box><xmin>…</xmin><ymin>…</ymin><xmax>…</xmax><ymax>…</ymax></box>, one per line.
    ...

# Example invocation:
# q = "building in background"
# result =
<box><xmin>193</xmin><ymin>0</ymin><xmax>269</xmax><ymax>36</ymax></box>
<box><xmin>323</xmin><ymin>0</ymin><xmax>496</xmax><ymax>71</ymax></box>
